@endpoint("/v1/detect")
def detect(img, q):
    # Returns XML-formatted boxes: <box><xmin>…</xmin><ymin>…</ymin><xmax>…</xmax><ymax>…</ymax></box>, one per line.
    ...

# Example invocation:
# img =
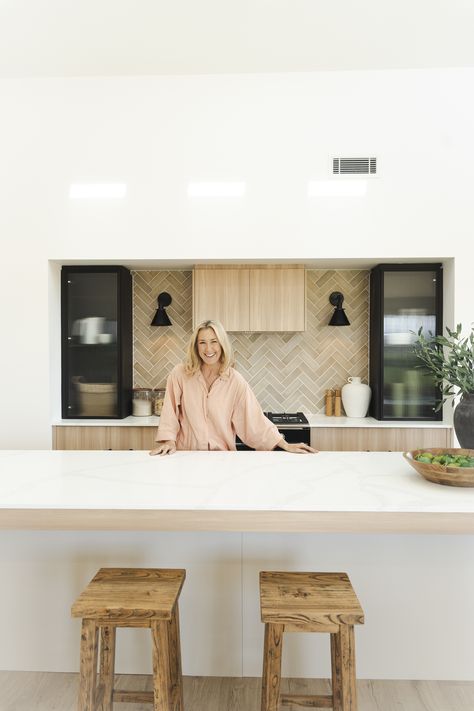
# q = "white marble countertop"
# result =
<box><xmin>52</xmin><ymin>415</ymin><xmax>452</xmax><ymax>429</ymax></box>
<box><xmin>0</xmin><ymin>450</ymin><xmax>471</xmax><ymax>533</ymax></box>
<box><xmin>305</xmin><ymin>415</ymin><xmax>451</xmax><ymax>428</ymax></box>
<box><xmin>52</xmin><ymin>415</ymin><xmax>161</xmax><ymax>426</ymax></box>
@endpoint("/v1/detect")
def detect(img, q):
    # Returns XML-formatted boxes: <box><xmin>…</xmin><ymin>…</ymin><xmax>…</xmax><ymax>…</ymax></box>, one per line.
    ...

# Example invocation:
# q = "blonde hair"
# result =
<box><xmin>185</xmin><ymin>320</ymin><xmax>234</xmax><ymax>375</ymax></box>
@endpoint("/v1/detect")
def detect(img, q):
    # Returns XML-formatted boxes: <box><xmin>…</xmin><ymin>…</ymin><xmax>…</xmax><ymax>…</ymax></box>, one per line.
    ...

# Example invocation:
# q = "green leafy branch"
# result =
<box><xmin>412</xmin><ymin>323</ymin><xmax>474</xmax><ymax>409</ymax></box>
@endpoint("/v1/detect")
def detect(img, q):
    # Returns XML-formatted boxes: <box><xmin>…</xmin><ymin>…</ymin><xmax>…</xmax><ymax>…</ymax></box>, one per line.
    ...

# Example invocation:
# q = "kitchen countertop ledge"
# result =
<box><xmin>0</xmin><ymin>450</ymin><xmax>470</xmax><ymax>533</ymax></box>
<box><xmin>52</xmin><ymin>415</ymin><xmax>452</xmax><ymax>428</ymax></box>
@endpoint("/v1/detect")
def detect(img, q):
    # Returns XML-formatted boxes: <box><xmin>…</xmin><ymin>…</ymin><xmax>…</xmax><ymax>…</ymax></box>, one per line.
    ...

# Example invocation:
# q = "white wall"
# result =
<box><xmin>1</xmin><ymin>68</ymin><xmax>473</xmax><ymax>681</ymax></box>
<box><xmin>0</xmin><ymin>68</ymin><xmax>473</xmax><ymax>446</ymax></box>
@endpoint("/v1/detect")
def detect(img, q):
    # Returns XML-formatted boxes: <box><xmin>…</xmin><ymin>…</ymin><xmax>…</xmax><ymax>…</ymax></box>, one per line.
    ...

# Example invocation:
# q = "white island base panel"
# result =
<box><xmin>1</xmin><ymin>451</ymin><xmax>473</xmax><ymax>681</ymax></box>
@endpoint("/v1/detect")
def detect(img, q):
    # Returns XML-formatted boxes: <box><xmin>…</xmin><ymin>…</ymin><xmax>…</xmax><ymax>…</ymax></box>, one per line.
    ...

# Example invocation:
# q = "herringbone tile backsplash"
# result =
<box><xmin>132</xmin><ymin>270</ymin><xmax>369</xmax><ymax>413</ymax></box>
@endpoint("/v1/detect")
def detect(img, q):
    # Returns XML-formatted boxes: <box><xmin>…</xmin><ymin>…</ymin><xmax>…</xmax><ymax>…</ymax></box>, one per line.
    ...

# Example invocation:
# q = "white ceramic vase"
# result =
<box><xmin>341</xmin><ymin>376</ymin><xmax>371</xmax><ymax>418</ymax></box>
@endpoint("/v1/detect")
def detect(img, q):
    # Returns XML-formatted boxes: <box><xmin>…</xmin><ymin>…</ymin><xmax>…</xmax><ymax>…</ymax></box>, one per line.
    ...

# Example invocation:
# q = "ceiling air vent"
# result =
<box><xmin>332</xmin><ymin>157</ymin><xmax>377</xmax><ymax>175</ymax></box>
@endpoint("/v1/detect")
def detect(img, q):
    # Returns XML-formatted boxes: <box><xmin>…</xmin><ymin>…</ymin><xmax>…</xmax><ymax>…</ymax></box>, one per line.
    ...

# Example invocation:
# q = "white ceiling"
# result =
<box><xmin>1</xmin><ymin>0</ymin><xmax>474</xmax><ymax>78</ymax></box>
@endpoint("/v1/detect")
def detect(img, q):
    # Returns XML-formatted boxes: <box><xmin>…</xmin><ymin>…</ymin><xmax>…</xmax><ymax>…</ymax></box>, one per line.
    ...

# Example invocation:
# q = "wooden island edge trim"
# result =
<box><xmin>0</xmin><ymin>509</ymin><xmax>472</xmax><ymax>533</ymax></box>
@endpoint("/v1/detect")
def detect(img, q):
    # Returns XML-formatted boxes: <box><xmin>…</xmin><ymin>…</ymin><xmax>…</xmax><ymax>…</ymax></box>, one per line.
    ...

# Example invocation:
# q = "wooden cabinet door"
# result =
<box><xmin>311</xmin><ymin>427</ymin><xmax>452</xmax><ymax>452</ymax></box>
<box><xmin>249</xmin><ymin>268</ymin><xmax>305</xmax><ymax>331</ymax></box>
<box><xmin>108</xmin><ymin>427</ymin><xmax>157</xmax><ymax>450</ymax></box>
<box><xmin>193</xmin><ymin>268</ymin><xmax>250</xmax><ymax>331</ymax></box>
<box><xmin>52</xmin><ymin>426</ymin><xmax>110</xmax><ymax>450</ymax></box>
<box><xmin>53</xmin><ymin>426</ymin><xmax>158</xmax><ymax>450</ymax></box>
<box><xmin>388</xmin><ymin>428</ymin><xmax>452</xmax><ymax>451</ymax></box>
<box><xmin>311</xmin><ymin>428</ymin><xmax>372</xmax><ymax>451</ymax></box>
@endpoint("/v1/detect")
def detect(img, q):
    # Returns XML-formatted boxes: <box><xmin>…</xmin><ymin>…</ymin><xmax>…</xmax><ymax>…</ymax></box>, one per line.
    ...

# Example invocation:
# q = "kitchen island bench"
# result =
<box><xmin>1</xmin><ymin>450</ymin><xmax>473</xmax><ymax>680</ymax></box>
<box><xmin>1</xmin><ymin>449</ymin><xmax>471</xmax><ymax>533</ymax></box>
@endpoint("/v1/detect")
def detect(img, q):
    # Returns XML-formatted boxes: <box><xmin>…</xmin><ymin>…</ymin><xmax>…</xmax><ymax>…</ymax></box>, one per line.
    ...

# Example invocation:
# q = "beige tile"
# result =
<box><xmin>132</xmin><ymin>269</ymin><xmax>369</xmax><ymax>413</ymax></box>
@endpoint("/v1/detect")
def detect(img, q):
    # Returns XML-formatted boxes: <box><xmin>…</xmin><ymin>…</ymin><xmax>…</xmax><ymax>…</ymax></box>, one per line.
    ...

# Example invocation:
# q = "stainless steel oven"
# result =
<box><xmin>235</xmin><ymin>412</ymin><xmax>310</xmax><ymax>450</ymax></box>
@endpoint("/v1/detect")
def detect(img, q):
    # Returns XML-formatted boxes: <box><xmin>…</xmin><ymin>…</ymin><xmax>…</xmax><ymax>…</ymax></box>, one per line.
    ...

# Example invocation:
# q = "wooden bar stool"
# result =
<box><xmin>260</xmin><ymin>571</ymin><xmax>364</xmax><ymax>711</ymax></box>
<box><xmin>71</xmin><ymin>567</ymin><xmax>186</xmax><ymax>711</ymax></box>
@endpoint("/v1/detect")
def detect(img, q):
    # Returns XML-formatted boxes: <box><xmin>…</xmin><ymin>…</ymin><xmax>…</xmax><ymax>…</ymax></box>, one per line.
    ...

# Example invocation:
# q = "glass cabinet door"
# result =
<box><xmin>370</xmin><ymin>264</ymin><xmax>443</xmax><ymax>420</ymax></box>
<box><xmin>61</xmin><ymin>267</ymin><xmax>132</xmax><ymax>418</ymax></box>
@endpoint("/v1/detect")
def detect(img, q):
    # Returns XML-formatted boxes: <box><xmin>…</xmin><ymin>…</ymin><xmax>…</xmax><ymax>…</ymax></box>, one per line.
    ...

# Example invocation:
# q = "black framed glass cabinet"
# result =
<box><xmin>61</xmin><ymin>266</ymin><xmax>132</xmax><ymax>418</ymax></box>
<box><xmin>369</xmin><ymin>263</ymin><xmax>443</xmax><ymax>421</ymax></box>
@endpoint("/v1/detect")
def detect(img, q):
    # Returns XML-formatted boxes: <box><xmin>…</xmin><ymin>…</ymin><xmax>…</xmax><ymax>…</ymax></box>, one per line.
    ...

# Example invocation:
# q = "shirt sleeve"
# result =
<box><xmin>232</xmin><ymin>381</ymin><xmax>282</xmax><ymax>451</ymax></box>
<box><xmin>155</xmin><ymin>367</ymin><xmax>182</xmax><ymax>443</ymax></box>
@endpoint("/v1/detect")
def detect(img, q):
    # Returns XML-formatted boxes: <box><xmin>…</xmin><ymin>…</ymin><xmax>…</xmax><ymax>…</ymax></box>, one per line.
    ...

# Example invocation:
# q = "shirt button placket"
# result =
<box><xmin>203</xmin><ymin>391</ymin><xmax>209</xmax><ymax>450</ymax></box>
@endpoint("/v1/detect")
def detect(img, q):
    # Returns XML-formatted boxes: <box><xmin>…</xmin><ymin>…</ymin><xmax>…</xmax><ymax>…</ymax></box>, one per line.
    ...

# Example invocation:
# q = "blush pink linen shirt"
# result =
<box><xmin>155</xmin><ymin>363</ymin><xmax>282</xmax><ymax>451</ymax></box>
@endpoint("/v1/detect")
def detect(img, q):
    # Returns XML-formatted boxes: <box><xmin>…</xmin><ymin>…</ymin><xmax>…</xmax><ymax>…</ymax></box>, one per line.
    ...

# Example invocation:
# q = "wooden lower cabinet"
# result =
<box><xmin>53</xmin><ymin>426</ymin><xmax>157</xmax><ymax>451</ymax></box>
<box><xmin>108</xmin><ymin>427</ymin><xmax>157</xmax><ymax>450</ymax></box>
<box><xmin>311</xmin><ymin>427</ymin><xmax>453</xmax><ymax>452</ymax></box>
<box><xmin>54</xmin><ymin>425</ymin><xmax>452</xmax><ymax>452</ymax></box>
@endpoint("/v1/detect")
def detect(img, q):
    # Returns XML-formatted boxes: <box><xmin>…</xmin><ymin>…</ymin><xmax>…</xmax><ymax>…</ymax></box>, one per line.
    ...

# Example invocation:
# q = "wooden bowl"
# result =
<box><xmin>403</xmin><ymin>448</ymin><xmax>474</xmax><ymax>487</ymax></box>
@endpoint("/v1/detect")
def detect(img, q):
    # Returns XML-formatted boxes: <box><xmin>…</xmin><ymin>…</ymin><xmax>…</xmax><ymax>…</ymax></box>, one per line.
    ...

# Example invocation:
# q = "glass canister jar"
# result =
<box><xmin>132</xmin><ymin>388</ymin><xmax>153</xmax><ymax>416</ymax></box>
<box><xmin>153</xmin><ymin>388</ymin><xmax>166</xmax><ymax>416</ymax></box>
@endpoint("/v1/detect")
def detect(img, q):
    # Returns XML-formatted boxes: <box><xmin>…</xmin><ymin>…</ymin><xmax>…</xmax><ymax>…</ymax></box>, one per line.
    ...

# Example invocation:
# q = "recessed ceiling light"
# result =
<box><xmin>69</xmin><ymin>183</ymin><xmax>127</xmax><ymax>199</ymax></box>
<box><xmin>187</xmin><ymin>181</ymin><xmax>246</xmax><ymax>198</ymax></box>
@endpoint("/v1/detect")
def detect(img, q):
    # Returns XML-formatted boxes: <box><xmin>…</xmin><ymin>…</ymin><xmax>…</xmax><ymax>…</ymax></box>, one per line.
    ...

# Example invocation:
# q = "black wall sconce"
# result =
<box><xmin>328</xmin><ymin>291</ymin><xmax>350</xmax><ymax>326</ymax></box>
<box><xmin>151</xmin><ymin>292</ymin><xmax>172</xmax><ymax>326</ymax></box>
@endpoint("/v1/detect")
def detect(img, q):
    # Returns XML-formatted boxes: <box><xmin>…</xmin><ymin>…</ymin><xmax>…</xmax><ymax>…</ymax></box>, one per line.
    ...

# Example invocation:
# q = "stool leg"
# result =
<box><xmin>331</xmin><ymin>625</ymin><xmax>357</xmax><ymax>711</ymax></box>
<box><xmin>330</xmin><ymin>633</ymin><xmax>342</xmax><ymax>711</ymax></box>
<box><xmin>77</xmin><ymin>619</ymin><xmax>99</xmax><ymax>711</ymax></box>
<box><xmin>99</xmin><ymin>626</ymin><xmax>116</xmax><ymax>711</ymax></box>
<box><xmin>151</xmin><ymin>619</ymin><xmax>171</xmax><ymax>711</ymax></box>
<box><xmin>168</xmin><ymin>604</ymin><xmax>184</xmax><ymax>711</ymax></box>
<box><xmin>261</xmin><ymin>623</ymin><xmax>284</xmax><ymax>711</ymax></box>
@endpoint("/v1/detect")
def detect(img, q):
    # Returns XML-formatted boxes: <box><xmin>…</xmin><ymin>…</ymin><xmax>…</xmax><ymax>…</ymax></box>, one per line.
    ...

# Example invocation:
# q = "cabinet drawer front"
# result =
<box><xmin>311</xmin><ymin>427</ymin><xmax>452</xmax><ymax>452</ymax></box>
<box><xmin>53</xmin><ymin>426</ymin><xmax>158</xmax><ymax>450</ymax></box>
<box><xmin>109</xmin><ymin>427</ymin><xmax>157</xmax><ymax>450</ymax></box>
<box><xmin>53</xmin><ymin>426</ymin><xmax>109</xmax><ymax>450</ymax></box>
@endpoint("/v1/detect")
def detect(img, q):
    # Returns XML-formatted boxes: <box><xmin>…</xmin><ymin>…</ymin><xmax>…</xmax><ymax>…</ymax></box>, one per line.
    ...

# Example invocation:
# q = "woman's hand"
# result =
<box><xmin>278</xmin><ymin>439</ymin><xmax>317</xmax><ymax>454</ymax></box>
<box><xmin>149</xmin><ymin>440</ymin><xmax>177</xmax><ymax>456</ymax></box>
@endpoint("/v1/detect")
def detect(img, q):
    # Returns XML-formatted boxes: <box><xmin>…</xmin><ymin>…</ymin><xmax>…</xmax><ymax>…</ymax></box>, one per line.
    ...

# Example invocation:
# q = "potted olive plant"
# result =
<box><xmin>413</xmin><ymin>324</ymin><xmax>474</xmax><ymax>448</ymax></box>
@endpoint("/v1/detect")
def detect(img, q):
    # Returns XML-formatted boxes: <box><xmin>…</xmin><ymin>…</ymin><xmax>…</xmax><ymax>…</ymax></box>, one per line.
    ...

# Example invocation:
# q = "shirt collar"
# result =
<box><xmin>196</xmin><ymin>366</ymin><xmax>231</xmax><ymax>381</ymax></box>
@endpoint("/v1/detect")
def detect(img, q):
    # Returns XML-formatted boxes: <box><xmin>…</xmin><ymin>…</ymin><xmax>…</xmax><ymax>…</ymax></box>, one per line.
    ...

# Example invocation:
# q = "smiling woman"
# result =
<box><xmin>150</xmin><ymin>319</ymin><xmax>316</xmax><ymax>456</ymax></box>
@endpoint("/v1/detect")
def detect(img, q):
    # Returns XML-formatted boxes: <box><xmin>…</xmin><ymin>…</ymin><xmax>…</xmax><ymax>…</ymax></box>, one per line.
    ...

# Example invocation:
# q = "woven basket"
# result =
<box><xmin>403</xmin><ymin>448</ymin><xmax>474</xmax><ymax>487</ymax></box>
<box><xmin>73</xmin><ymin>378</ymin><xmax>117</xmax><ymax>417</ymax></box>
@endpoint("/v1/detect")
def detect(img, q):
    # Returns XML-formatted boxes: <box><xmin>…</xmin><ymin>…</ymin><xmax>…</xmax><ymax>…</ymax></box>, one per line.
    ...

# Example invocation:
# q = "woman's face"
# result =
<box><xmin>197</xmin><ymin>327</ymin><xmax>222</xmax><ymax>367</ymax></box>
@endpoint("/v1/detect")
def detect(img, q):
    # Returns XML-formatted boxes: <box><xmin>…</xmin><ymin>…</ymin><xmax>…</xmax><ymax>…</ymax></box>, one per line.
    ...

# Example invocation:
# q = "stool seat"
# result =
<box><xmin>260</xmin><ymin>571</ymin><xmax>364</xmax><ymax>711</ymax></box>
<box><xmin>260</xmin><ymin>571</ymin><xmax>364</xmax><ymax>631</ymax></box>
<box><xmin>72</xmin><ymin>567</ymin><xmax>185</xmax><ymax>711</ymax></box>
<box><xmin>71</xmin><ymin>567</ymin><xmax>185</xmax><ymax>622</ymax></box>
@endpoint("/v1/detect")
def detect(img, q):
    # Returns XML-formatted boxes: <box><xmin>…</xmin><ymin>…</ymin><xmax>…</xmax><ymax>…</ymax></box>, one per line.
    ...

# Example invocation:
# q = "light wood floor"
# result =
<box><xmin>1</xmin><ymin>672</ymin><xmax>474</xmax><ymax>711</ymax></box>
